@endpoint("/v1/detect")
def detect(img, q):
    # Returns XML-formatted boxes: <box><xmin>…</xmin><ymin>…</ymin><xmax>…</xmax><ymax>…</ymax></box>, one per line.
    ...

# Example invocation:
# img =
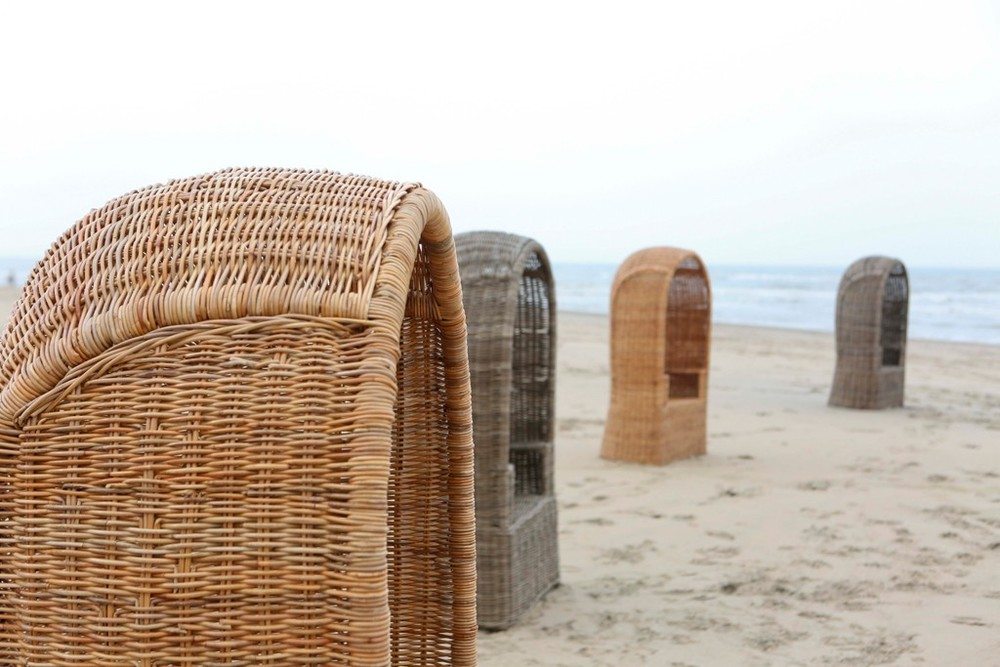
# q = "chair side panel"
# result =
<box><xmin>389</xmin><ymin>242</ymin><xmax>477</xmax><ymax>664</ymax></box>
<box><xmin>602</xmin><ymin>272</ymin><xmax>669</xmax><ymax>463</ymax></box>
<box><xmin>8</xmin><ymin>317</ymin><xmax>395</xmax><ymax>665</ymax></box>
<box><xmin>463</xmin><ymin>273</ymin><xmax>516</xmax><ymax>528</ymax></box>
<box><xmin>831</xmin><ymin>273</ymin><xmax>887</xmax><ymax>408</ymax></box>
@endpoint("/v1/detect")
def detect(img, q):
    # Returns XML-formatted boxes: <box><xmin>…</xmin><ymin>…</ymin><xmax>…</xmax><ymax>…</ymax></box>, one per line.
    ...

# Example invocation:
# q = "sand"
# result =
<box><xmin>0</xmin><ymin>289</ymin><xmax>995</xmax><ymax>665</ymax></box>
<box><xmin>477</xmin><ymin>313</ymin><xmax>999</xmax><ymax>666</ymax></box>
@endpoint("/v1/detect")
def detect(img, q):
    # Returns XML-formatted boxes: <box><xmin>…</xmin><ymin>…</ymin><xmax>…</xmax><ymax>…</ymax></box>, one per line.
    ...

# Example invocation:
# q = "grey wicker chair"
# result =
<box><xmin>455</xmin><ymin>231</ymin><xmax>559</xmax><ymax>630</ymax></box>
<box><xmin>829</xmin><ymin>256</ymin><xmax>909</xmax><ymax>409</ymax></box>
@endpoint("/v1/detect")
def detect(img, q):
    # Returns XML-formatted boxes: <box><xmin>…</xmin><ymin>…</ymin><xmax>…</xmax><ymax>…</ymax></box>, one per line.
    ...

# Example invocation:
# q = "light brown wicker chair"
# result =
<box><xmin>0</xmin><ymin>168</ymin><xmax>477</xmax><ymax>665</ymax></box>
<box><xmin>454</xmin><ymin>231</ymin><xmax>558</xmax><ymax>630</ymax></box>
<box><xmin>601</xmin><ymin>247</ymin><xmax>711</xmax><ymax>465</ymax></box>
<box><xmin>829</xmin><ymin>256</ymin><xmax>909</xmax><ymax>410</ymax></box>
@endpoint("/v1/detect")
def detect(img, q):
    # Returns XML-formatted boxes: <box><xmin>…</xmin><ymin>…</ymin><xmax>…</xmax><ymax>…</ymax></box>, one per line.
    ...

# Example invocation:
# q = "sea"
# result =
<box><xmin>555</xmin><ymin>263</ymin><xmax>1000</xmax><ymax>345</ymax></box>
<box><xmin>0</xmin><ymin>257</ymin><xmax>996</xmax><ymax>345</ymax></box>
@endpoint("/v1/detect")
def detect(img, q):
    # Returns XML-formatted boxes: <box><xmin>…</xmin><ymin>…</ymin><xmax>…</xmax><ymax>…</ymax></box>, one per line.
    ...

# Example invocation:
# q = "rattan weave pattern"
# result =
<box><xmin>454</xmin><ymin>232</ymin><xmax>558</xmax><ymax>630</ymax></box>
<box><xmin>601</xmin><ymin>247</ymin><xmax>711</xmax><ymax>466</ymax></box>
<box><xmin>0</xmin><ymin>168</ymin><xmax>476</xmax><ymax>665</ymax></box>
<box><xmin>829</xmin><ymin>256</ymin><xmax>908</xmax><ymax>410</ymax></box>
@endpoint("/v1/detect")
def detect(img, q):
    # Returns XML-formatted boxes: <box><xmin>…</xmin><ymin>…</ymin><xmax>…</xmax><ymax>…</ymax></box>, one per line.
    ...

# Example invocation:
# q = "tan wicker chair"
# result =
<box><xmin>829</xmin><ymin>256</ymin><xmax>909</xmax><ymax>409</ymax></box>
<box><xmin>454</xmin><ymin>231</ymin><xmax>558</xmax><ymax>630</ymax></box>
<box><xmin>601</xmin><ymin>247</ymin><xmax>711</xmax><ymax>465</ymax></box>
<box><xmin>0</xmin><ymin>168</ymin><xmax>477</xmax><ymax>665</ymax></box>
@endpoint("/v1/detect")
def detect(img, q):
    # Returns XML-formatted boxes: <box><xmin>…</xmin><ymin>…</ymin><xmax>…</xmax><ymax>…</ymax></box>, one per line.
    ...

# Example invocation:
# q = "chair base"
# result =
<box><xmin>476</xmin><ymin>495</ymin><xmax>559</xmax><ymax>630</ymax></box>
<box><xmin>601</xmin><ymin>397</ymin><xmax>707</xmax><ymax>465</ymax></box>
<box><xmin>829</xmin><ymin>366</ymin><xmax>905</xmax><ymax>409</ymax></box>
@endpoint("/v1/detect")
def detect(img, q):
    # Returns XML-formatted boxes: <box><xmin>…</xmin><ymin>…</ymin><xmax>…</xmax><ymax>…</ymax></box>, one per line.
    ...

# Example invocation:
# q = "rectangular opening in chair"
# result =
<box><xmin>880</xmin><ymin>266</ymin><xmax>908</xmax><ymax>367</ymax></box>
<box><xmin>665</xmin><ymin>259</ymin><xmax>709</xmax><ymax>397</ymax></box>
<box><xmin>881</xmin><ymin>348</ymin><xmax>901</xmax><ymax>367</ymax></box>
<box><xmin>510</xmin><ymin>445</ymin><xmax>546</xmax><ymax>496</ymax></box>
<box><xmin>511</xmin><ymin>251</ymin><xmax>553</xmax><ymax>444</ymax></box>
<box><xmin>668</xmin><ymin>372</ymin><xmax>700</xmax><ymax>399</ymax></box>
<box><xmin>510</xmin><ymin>250</ymin><xmax>554</xmax><ymax>500</ymax></box>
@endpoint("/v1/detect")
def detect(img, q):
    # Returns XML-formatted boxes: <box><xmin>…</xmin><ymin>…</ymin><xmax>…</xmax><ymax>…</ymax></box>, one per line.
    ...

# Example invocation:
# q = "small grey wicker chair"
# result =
<box><xmin>829</xmin><ymin>256</ymin><xmax>909</xmax><ymax>409</ymax></box>
<box><xmin>455</xmin><ymin>231</ymin><xmax>559</xmax><ymax>630</ymax></box>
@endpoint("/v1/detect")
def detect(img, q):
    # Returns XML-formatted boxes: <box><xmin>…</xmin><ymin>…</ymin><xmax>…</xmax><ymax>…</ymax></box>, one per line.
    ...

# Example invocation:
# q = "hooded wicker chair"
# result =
<box><xmin>829</xmin><ymin>256</ymin><xmax>909</xmax><ymax>409</ymax></box>
<box><xmin>454</xmin><ymin>231</ymin><xmax>558</xmax><ymax>630</ymax></box>
<box><xmin>601</xmin><ymin>247</ymin><xmax>711</xmax><ymax>465</ymax></box>
<box><xmin>0</xmin><ymin>168</ymin><xmax>477</xmax><ymax>665</ymax></box>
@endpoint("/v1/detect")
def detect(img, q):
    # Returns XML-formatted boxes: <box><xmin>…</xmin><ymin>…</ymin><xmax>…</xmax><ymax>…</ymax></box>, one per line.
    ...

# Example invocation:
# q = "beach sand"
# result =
<box><xmin>478</xmin><ymin>312</ymin><xmax>998</xmax><ymax>666</ymax></box>
<box><xmin>0</xmin><ymin>290</ymin><xmax>995</xmax><ymax>665</ymax></box>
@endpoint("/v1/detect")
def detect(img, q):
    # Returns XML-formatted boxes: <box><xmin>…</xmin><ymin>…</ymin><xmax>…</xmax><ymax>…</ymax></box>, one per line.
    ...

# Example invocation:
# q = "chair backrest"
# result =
<box><xmin>454</xmin><ymin>231</ymin><xmax>556</xmax><ymax>529</ymax></box>
<box><xmin>0</xmin><ymin>168</ymin><xmax>477</xmax><ymax>665</ymax></box>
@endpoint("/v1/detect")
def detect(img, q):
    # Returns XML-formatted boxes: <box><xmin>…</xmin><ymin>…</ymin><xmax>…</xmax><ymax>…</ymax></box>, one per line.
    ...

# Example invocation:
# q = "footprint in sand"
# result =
<box><xmin>597</xmin><ymin>540</ymin><xmax>656</xmax><ymax>564</ymax></box>
<box><xmin>798</xmin><ymin>480</ymin><xmax>833</xmax><ymax>491</ymax></box>
<box><xmin>743</xmin><ymin>622</ymin><xmax>809</xmax><ymax>652</ymax></box>
<box><xmin>706</xmin><ymin>530</ymin><xmax>735</xmax><ymax>541</ymax></box>
<box><xmin>821</xmin><ymin>628</ymin><xmax>918</xmax><ymax>664</ymax></box>
<box><xmin>962</xmin><ymin>468</ymin><xmax>998</xmax><ymax>480</ymax></box>
<box><xmin>571</xmin><ymin>517</ymin><xmax>614</xmax><ymax>527</ymax></box>
<box><xmin>709</xmin><ymin>486</ymin><xmax>762</xmax><ymax>501</ymax></box>
<box><xmin>691</xmin><ymin>545</ymin><xmax>740</xmax><ymax>564</ymax></box>
<box><xmin>950</xmin><ymin>616</ymin><xmax>990</xmax><ymax>627</ymax></box>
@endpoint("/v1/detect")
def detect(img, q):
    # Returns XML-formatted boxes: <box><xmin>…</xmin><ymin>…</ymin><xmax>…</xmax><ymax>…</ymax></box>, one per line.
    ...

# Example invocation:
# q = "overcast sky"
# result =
<box><xmin>2</xmin><ymin>1</ymin><xmax>998</xmax><ymax>268</ymax></box>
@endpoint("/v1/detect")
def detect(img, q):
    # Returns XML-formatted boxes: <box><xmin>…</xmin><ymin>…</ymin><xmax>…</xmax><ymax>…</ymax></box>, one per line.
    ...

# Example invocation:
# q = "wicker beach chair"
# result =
<box><xmin>829</xmin><ymin>256</ymin><xmax>909</xmax><ymax>409</ymax></box>
<box><xmin>601</xmin><ymin>247</ymin><xmax>711</xmax><ymax>465</ymax></box>
<box><xmin>454</xmin><ymin>231</ymin><xmax>558</xmax><ymax>630</ymax></box>
<box><xmin>0</xmin><ymin>168</ymin><xmax>477</xmax><ymax>665</ymax></box>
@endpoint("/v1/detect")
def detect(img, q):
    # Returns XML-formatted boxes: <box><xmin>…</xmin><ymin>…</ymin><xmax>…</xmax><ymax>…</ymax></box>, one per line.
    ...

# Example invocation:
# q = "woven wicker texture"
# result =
<box><xmin>829</xmin><ymin>256</ymin><xmax>908</xmax><ymax>410</ymax></box>
<box><xmin>454</xmin><ymin>232</ymin><xmax>558</xmax><ymax>630</ymax></box>
<box><xmin>0</xmin><ymin>168</ymin><xmax>476</xmax><ymax>665</ymax></box>
<box><xmin>601</xmin><ymin>247</ymin><xmax>711</xmax><ymax>465</ymax></box>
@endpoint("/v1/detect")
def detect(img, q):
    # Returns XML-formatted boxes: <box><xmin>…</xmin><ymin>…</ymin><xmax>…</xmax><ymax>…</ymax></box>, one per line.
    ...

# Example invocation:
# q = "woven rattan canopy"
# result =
<box><xmin>829</xmin><ymin>255</ymin><xmax>909</xmax><ymax>409</ymax></box>
<box><xmin>455</xmin><ymin>231</ymin><xmax>558</xmax><ymax>630</ymax></box>
<box><xmin>601</xmin><ymin>247</ymin><xmax>711</xmax><ymax>465</ymax></box>
<box><xmin>0</xmin><ymin>168</ymin><xmax>476</xmax><ymax>665</ymax></box>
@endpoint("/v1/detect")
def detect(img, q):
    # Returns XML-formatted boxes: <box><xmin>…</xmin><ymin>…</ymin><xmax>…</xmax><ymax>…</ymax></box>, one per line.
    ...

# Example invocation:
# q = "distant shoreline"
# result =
<box><xmin>557</xmin><ymin>310</ymin><xmax>1000</xmax><ymax>350</ymax></box>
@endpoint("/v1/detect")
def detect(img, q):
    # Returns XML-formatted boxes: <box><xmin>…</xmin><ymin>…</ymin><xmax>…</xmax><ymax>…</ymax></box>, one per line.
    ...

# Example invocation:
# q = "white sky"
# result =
<box><xmin>2</xmin><ymin>0</ymin><xmax>998</xmax><ymax>268</ymax></box>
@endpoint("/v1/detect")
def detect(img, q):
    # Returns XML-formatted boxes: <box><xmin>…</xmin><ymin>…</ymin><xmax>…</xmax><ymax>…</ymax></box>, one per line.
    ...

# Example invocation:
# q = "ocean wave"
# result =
<box><xmin>552</xmin><ymin>263</ymin><xmax>1000</xmax><ymax>344</ymax></box>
